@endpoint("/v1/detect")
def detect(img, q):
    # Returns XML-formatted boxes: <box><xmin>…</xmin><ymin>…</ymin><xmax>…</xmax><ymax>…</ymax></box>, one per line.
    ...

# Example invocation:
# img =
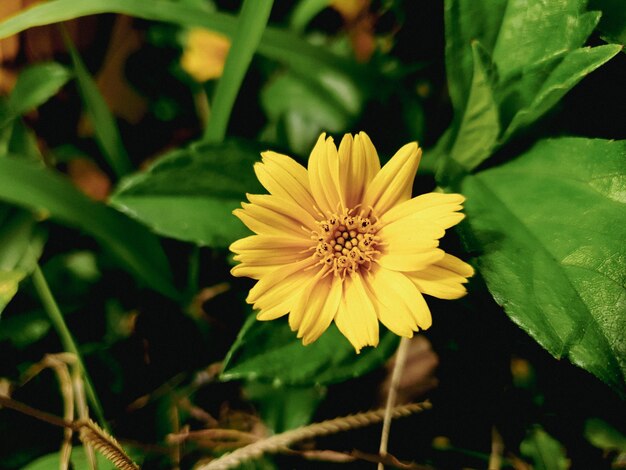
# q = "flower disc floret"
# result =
<box><xmin>313</xmin><ymin>211</ymin><xmax>381</xmax><ymax>277</ymax></box>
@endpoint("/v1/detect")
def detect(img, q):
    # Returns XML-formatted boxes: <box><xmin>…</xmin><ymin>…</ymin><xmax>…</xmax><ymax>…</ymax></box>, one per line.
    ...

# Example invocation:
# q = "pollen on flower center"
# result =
<box><xmin>312</xmin><ymin>210</ymin><xmax>381</xmax><ymax>277</ymax></box>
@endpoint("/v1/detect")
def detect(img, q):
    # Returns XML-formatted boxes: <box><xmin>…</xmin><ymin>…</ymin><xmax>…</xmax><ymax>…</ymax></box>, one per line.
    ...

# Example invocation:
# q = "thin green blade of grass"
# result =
<box><xmin>0</xmin><ymin>156</ymin><xmax>179</xmax><ymax>300</ymax></box>
<box><xmin>31</xmin><ymin>264</ymin><xmax>108</xmax><ymax>430</ymax></box>
<box><xmin>60</xmin><ymin>28</ymin><xmax>132</xmax><ymax>178</ymax></box>
<box><xmin>204</xmin><ymin>0</ymin><xmax>274</xmax><ymax>143</ymax></box>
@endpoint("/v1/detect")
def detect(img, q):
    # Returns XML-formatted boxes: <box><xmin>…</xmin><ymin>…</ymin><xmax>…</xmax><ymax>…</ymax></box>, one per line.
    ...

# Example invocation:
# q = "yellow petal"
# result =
<box><xmin>234</xmin><ymin>201</ymin><xmax>308</xmax><ymax>238</ymax></box>
<box><xmin>362</xmin><ymin>142</ymin><xmax>421</xmax><ymax>216</ymax></box>
<box><xmin>299</xmin><ymin>274</ymin><xmax>342</xmax><ymax>344</ymax></box>
<box><xmin>308</xmin><ymin>134</ymin><xmax>344</xmax><ymax>215</ymax></box>
<box><xmin>247</xmin><ymin>258</ymin><xmax>315</xmax><ymax>304</ymax></box>
<box><xmin>377</xmin><ymin>248</ymin><xmax>445</xmax><ymax>272</ymax></box>
<box><xmin>365</xmin><ymin>269</ymin><xmax>433</xmax><ymax>330</ymax></box>
<box><xmin>246</xmin><ymin>193</ymin><xmax>318</xmax><ymax>230</ymax></box>
<box><xmin>254</xmin><ymin>266</ymin><xmax>314</xmax><ymax>320</ymax></box>
<box><xmin>230</xmin><ymin>264</ymin><xmax>277</xmax><ymax>280</ymax></box>
<box><xmin>407</xmin><ymin>254</ymin><xmax>474</xmax><ymax>299</ymax></box>
<box><xmin>334</xmin><ymin>274</ymin><xmax>379</xmax><ymax>353</ymax></box>
<box><xmin>338</xmin><ymin>132</ymin><xmax>381</xmax><ymax>209</ymax></box>
<box><xmin>230</xmin><ymin>235</ymin><xmax>311</xmax><ymax>253</ymax></box>
<box><xmin>255</xmin><ymin>151</ymin><xmax>319</xmax><ymax>218</ymax></box>
<box><xmin>380</xmin><ymin>192</ymin><xmax>465</xmax><ymax>225</ymax></box>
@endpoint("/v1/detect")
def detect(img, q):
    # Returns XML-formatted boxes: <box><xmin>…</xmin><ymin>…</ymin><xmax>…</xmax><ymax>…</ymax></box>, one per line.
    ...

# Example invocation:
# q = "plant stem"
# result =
<box><xmin>203</xmin><ymin>0</ymin><xmax>274</xmax><ymax>143</ymax></box>
<box><xmin>31</xmin><ymin>264</ymin><xmax>108</xmax><ymax>430</ymax></box>
<box><xmin>378</xmin><ymin>336</ymin><xmax>411</xmax><ymax>470</ymax></box>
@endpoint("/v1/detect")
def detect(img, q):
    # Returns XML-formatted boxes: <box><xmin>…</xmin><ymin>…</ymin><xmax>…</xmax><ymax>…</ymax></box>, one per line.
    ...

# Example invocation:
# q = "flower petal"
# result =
<box><xmin>246</xmin><ymin>194</ymin><xmax>318</xmax><ymax>230</ymax></box>
<box><xmin>334</xmin><ymin>274</ymin><xmax>379</xmax><ymax>353</ymax></box>
<box><xmin>377</xmin><ymin>247</ymin><xmax>445</xmax><ymax>272</ymax></box>
<box><xmin>253</xmin><ymin>266</ymin><xmax>315</xmax><ymax>320</ymax></box>
<box><xmin>338</xmin><ymin>132</ymin><xmax>381</xmax><ymax>209</ymax></box>
<box><xmin>380</xmin><ymin>192</ymin><xmax>466</xmax><ymax>230</ymax></box>
<box><xmin>247</xmin><ymin>257</ymin><xmax>316</xmax><ymax>305</ymax></box>
<box><xmin>308</xmin><ymin>133</ymin><xmax>343</xmax><ymax>215</ymax></box>
<box><xmin>234</xmin><ymin>200</ymin><xmax>309</xmax><ymax>238</ymax></box>
<box><xmin>230</xmin><ymin>235</ymin><xmax>311</xmax><ymax>253</ymax></box>
<box><xmin>255</xmin><ymin>151</ymin><xmax>319</xmax><ymax>218</ymax></box>
<box><xmin>407</xmin><ymin>253</ymin><xmax>474</xmax><ymax>299</ymax></box>
<box><xmin>365</xmin><ymin>268</ymin><xmax>432</xmax><ymax>332</ymax></box>
<box><xmin>362</xmin><ymin>142</ymin><xmax>421</xmax><ymax>216</ymax></box>
<box><xmin>295</xmin><ymin>274</ymin><xmax>342</xmax><ymax>345</ymax></box>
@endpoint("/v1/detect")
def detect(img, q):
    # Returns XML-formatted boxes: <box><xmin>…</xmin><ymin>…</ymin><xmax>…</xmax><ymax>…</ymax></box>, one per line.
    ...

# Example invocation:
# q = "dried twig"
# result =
<box><xmin>199</xmin><ymin>401</ymin><xmax>432</xmax><ymax>470</ymax></box>
<box><xmin>489</xmin><ymin>425</ymin><xmax>504</xmax><ymax>470</ymax></box>
<box><xmin>379</xmin><ymin>337</ymin><xmax>411</xmax><ymax>469</ymax></box>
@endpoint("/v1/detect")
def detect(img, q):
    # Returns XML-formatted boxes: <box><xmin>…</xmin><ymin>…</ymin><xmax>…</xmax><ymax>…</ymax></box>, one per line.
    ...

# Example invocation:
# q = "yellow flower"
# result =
<box><xmin>180</xmin><ymin>29</ymin><xmax>230</xmax><ymax>82</ymax></box>
<box><xmin>230</xmin><ymin>132</ymin><xmax>474</xmax><ymax>352</ymax></box>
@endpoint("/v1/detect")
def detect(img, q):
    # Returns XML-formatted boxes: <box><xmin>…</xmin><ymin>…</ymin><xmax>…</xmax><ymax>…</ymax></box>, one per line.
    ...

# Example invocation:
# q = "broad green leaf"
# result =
<box><xmin>4</xmin><ymin>62</ymin><xmax>71</xmax><ymax>121</ymax></box>
<box><xmin>492</xmin><ymin>4</ymin><xmax>599</xmax><ymax>79</ymax></box>
<box><xmin>584</xmin><ymin>418</ymin><xmax>626</xmax><ymax>452</ymax></box>
<box><xmin>0</xmin><ymin>209</ymin><xmax>46</xmax><ymax>315</ymax></box>
<box><xmin>501</xmin><ymin>44</ymin><xmax>621</xmax><ymax>141</ymax></box>
<box><xmin>444</xmin><ymin>0</ymin><xmax>507</xmax><ymax>114</ymax></box>
<box><xmin>458</xmin><ymin>138</ymin><xmax>626</xmax><ymax>394</ymax></box>
<box><xmin>63</xmin><ymin>32</ymin><xmax>132</xmax><ymax>178</ymax></box>
<box><xmin>0</xmin><ymin>156</ymin><xmax>178</xmax><ymax>299</ymax></box>
<box><xmin>244</xmin><ymin>382</ymin><xmax>326</xmax><ymax>432</ymax></box>
<box><xmin>221</xmin><ymin>314</ymin><xmax>399</xmax><ymax>386</ymax></box>
<box><xmin>0</xmin><ymin>309</ymin><xmax>50</xmax><ymax>348</ymax></box>
<box><xmin>111</xmin><ymin>140</ymin><xmax>263</xmax><ymax>247</ymax></box>
<box><xmin>448</xmin><ymin>42</ymin><xmax>499</xmax><ymax>170</ymax></box>
<box><xmin>261</xmin><ymin>69</ymin><xmax>360</xmax><ymax>155</ymax></box>
<box><xmin>520</xmin><ymin>426</ymin><xmax>568</xmax><ymax>470</ymax></box>
<box><xmin>441</xmin><ymin>0</ymin><xmax>620</xmax><ymax>171</ymax></box>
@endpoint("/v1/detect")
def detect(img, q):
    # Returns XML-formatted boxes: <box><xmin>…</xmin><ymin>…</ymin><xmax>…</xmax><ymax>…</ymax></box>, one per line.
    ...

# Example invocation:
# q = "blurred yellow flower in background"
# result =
<box><xmin>181</xmin><ymin>29</ymin><xmax>231</xmax><ymax>82</ymax></box>
<box><xmin>230</xmin><ymin>132</ymin><xmax>473</xmax><ymax>352</ymax></box>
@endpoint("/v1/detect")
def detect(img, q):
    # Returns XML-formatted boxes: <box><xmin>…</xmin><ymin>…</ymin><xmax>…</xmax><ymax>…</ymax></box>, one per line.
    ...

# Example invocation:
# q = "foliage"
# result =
<box><xmin>0</xmin><ymin>0</ymin><xmax>623</xmax><ymax>468</ymax></box>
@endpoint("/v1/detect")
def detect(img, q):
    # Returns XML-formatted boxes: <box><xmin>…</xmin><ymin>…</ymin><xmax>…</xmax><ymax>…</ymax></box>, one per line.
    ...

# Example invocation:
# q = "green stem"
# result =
<box><xmin>31</xmin><ymin>264</ymin><xmax>108</xmax><ymax>430</ymax></box>
<box><xmin>203</xmin><ymin>0</ymin><xmax>274</xmax><ymax>143</ymax></box>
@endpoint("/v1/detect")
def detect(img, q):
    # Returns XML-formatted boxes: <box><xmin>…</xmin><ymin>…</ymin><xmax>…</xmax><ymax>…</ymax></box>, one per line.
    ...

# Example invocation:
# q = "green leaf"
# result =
<box><xmin>590</xmin><ymin>0</ymin><xmax>626</xmax><ymax>45</ymax></box>
<box><xmin>0</xmin><ymin>208</ymin><xmax>46</xmax><ymax>315</ymax></box>
<box><xmin>501</xmin><ymin>44</ymin><xmax>621</xmax><ymax>141</ymax></box>
<box><xmin>221</xmin><ymin>314</ymin><xmax>399</xmax><ymax>386</ymax></box>
<box><xmin>111</xmin><ymin>140</ymin><xmax>263</xmax><ymax>247</ymax></box>
<box><xmin>491</xmin><ymin>3</ymin><xmax>600</xmax><ymax>80</ymax></box>
<box><xmin>441</xmin><ymin>0</ymin><xmax>620</xmax><ymax>172</ymax></box>
<box><xmin>458</xmin><ymin>138</ymin><xmax>626</xmax><ymax>394</ymax></box>
<box><xmin>584</xmin><ymin>418</ymin><xmax>626</xmax><ymax>452</ymax></box>
<box><xmin>0</xmin><ymin>309</ymin><xmax>50</xmax><ymax>348</ymax></box>
<box><xmin>444</xmin><ymin>0</ymin><xmax>507</xmax><ymax>115</ymax></box>
<box><xmin>520</xmin><ymin>426</ymin><xmax>569</xmax><ymax>470</ymax></box>
<box><xmin>0</xmin><ymin>156</ymin><xmax>178</xmax><ymax>299</ymax></box>
<box><xmin>4</xmin><ymin>62</ymin><xmax>71</xmax><ymax>121</ymax></box>
<box><xmin>448</xmin><ymin>42</ymin><xmax>500</xmax><ymax>171</ymax></box>
<box><xmin>63</xmin><ymin>30</ymin><xmax>132</xmax><ymax>178</ymax></box>
<box><xmin>261</xmin><ymin>69</ymin><xmax>361</xmax><ymax>155</ymax></box>
<box><xmin>244</xmin><ymin>382</ymin><xmax>326</xmax><ymax>432</ymax></box>
<box><xmin>0</xmin><ymin>271</ymin><xmax>25</xmax><ymax>314</ymax></box>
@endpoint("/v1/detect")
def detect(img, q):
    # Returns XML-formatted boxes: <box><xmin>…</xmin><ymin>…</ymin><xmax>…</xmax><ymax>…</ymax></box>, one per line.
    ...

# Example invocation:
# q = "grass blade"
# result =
<box><xmin>203</xmin><ymin>0</ymin><xmax>274</xmax><ymax>143</ymax></box>
<box><xmin>61</xmin><ymin>27</ymin><xmax>133</xmax><ymax>178</ymax></box>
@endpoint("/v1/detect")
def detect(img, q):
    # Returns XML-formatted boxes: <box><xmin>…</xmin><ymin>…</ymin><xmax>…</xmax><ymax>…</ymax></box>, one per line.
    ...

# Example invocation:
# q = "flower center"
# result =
<box><xmin>312</xmin><ymin>211</ymin><xmax>381</xmax><ymax>277</ymax></box>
